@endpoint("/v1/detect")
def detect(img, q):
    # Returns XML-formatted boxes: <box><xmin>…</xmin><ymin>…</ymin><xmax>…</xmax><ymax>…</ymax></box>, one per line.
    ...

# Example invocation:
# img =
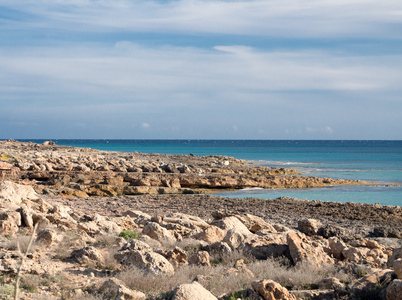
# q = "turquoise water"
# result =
<box><xmin>19</xmin><ymin>139</ymin><xmax>402</xmax><ymax>206</ymax></box>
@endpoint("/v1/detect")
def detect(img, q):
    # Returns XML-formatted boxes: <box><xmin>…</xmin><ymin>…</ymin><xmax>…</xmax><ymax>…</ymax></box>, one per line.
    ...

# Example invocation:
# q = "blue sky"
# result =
<box><xmin>0</xmin><ymin>0</ymin><xmax>401</xmax><ymax>139</ymax></box>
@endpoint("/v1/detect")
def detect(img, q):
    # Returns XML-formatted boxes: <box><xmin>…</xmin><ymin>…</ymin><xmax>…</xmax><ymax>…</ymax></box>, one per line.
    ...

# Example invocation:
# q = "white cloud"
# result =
<box><xmin>2</xmin><ymin>0</ymin><xmax>402</xmax><ymax>38</ymax></box>
<box><xmin>141</xmin><ymin>122</ymin><xmax>150</xmax><ymax>129</ymax></box>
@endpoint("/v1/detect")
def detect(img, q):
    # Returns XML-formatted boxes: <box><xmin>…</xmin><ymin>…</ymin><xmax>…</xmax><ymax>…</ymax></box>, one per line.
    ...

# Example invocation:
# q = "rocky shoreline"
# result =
<box><xmin>0</xmin><ymin>140</ymin><xmax>360</xmax><ymax>197</ymax></box>
<box><xmin>0</xmin><ymin>140</ymin><xmax>401</xmax><ymax>300</ymax></box>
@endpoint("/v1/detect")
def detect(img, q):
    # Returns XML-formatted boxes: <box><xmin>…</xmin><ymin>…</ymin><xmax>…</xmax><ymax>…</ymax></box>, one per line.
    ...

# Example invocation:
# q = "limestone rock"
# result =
<box><xmin>172</xmin><ymin>281</ymin><xmax>217</xmax><ymax>300</ymax></box>
<box><xmin>99</xmin><ymin>278</ymin><xmax>146</xmax><ymax>300</ymax></box>
<box><xmin>211</xmin><ymin>216</ymin><xmax>251</xmax><ymax>236</ymax></box>
<box><xmin>287</xmin><ymin>231</ymin><xmax>334</xmax><ymax>266</ymax></box>
<box><xmin>142</xmin><ymin>222</ymin><xmax>176</xmax><ymax>243</ymax></box>
<box><xmin>36</xmin><ymin>228</ymin><xmax>61</xmax><ymax>245</ymax></box>
<box><xmin>318</xmin><ymin>277</ymin><xmax>345</xmax><ymax>290</ymax></box>
<box><xmin>388</xmin><ymin>248</ymin><xmax>402</xmax><ymax>268</ymax></box>
<box><xmin>252</xmin><ymin>279</ymin><xmax>296</xmax><ymax>300</ymax></box>
<box><xmin>223</xmin><ymin>228</ymin><xmax>247</xmax><ymax>249</ymax></box>
<box><xmin>69</xmin><ymin>246</ymin><xmax>105</xmax><ymax>265</ymax></box>
<box><xmin>235</xmin><ymin>214</ymin><xmax>277</xmax><ymax>233</ymax></box>
<box><xmin>342</xmin><ymin>246</ymin><xmax>370</xmax><ymax>262</ymax></box>
<box><xmin>203</xmin><ymin>242</ymin><xmax>232</xmax><ymax>258</ymax></box>
<box><xmin>156</xmin><ymin>246</ymin><xmax>188</xmax><ymax>268</ymax></box>
<box><xmin>163</xmin><ymin>212</ymin><xmax>209</xmax><ymax>230</ymax></box>
<box><xmin>122</xmin><ymin>210</ymin><xmax>152</xmax><ymax>226</ymax></box>
<box><xmin>188</xmin><ymin>251</ymin><xmax>210</xmax><ymax>267</ymax></box>
<box><xmin>394</xmin><ymin>259</ymin><xmax>402</xmax><ymax>279</ymax></box>
<box><xmin>386</xmin><ymin>279</ymin><xmax>402</xmax><ymax>300</ymax></box>
<box><xmin>0</xmin><ymin>181</ymin><xmax>38</xmax><ymax>209</ymax></box>
<box><xmin>0</xmin><ymin>210</ymin><xmax>21</xmax><ymax>235</ymax></box>
<box><xmin>114</xmin><ymin>250</ymin><xmax>174</xmax><ymax>276</ymax></box>
<box><xmin>192</xmin><ymin>225</ymin><xmax>226</xmax><ymax>243</ymax></box>
<box><xmin>297</xmin><ymin>218</ymin><xmax>321</xmax><ymax>236</ymax></box>
<box><xmin>119</xmin><ymin>239</ymin><xmax>152</xmax><ymax>252</ymax></box>
<box><xmin>328</xmin><ymin>237</ymin><xmax>346</xmax><ymax>259</ymax></box>
<box><xmin>350</xmin><ymin>269</ymin><xmax>396</xmax><ymax>298</ymax></box>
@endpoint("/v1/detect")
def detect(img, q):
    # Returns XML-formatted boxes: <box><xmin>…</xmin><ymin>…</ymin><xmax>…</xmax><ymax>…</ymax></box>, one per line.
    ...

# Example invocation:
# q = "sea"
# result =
<box><xmin>20</xmin><ymin>139</ymin><xmax>401</xmax><ymax>207</ymax></box>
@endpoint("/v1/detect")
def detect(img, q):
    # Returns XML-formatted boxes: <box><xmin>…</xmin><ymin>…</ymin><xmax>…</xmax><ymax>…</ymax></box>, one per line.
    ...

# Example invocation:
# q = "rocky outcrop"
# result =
<box><xmin>0</xmin><ymin>140</ymin><xmax>360</xmax><ymax>197</ymax></box>
<box><xmin>0</xmin><ymin>179</ymin><xmax>400</xmax><ymax>300</ymax></box>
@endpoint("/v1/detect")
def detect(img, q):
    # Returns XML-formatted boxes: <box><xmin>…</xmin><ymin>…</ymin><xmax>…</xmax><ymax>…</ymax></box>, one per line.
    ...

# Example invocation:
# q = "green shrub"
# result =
<box><xmin>118</xmin><ymin>230</ymin><xmax>139</xmax><ymax>240</ymax></box>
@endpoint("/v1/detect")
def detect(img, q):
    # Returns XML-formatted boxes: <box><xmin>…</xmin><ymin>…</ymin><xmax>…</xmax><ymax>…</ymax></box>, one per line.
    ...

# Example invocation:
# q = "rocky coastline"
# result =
<box><xmin>0</xmin><ymin>140</ymin><xmax>360</xmax><ymax>197</ymax></box>
<box><xmin>0</xmin><ymin>140</ymin><xmax>401</xmax><ymax>300</ymax></box>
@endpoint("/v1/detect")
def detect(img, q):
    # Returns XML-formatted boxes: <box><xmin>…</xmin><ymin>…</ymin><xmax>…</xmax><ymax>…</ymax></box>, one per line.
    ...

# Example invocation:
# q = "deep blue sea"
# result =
<box><xmin>20</xmin><ymin>140</ymin><xmax>401</xmax><ymax>207</ymax></box>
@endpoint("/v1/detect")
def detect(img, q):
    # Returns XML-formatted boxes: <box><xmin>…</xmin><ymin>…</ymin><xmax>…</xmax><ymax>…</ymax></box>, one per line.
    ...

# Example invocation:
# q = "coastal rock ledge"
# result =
<box><xmin>0</xmin><ymin>140</ymin><xmax>359</xmax><ymax>197</ymax></box>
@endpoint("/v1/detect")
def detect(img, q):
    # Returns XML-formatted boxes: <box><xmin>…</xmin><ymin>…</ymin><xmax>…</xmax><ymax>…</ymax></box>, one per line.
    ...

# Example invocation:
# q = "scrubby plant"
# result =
<box><xmin>20</xmin><ymin>275</ymin><xmax>39</xmax><ymax>293</ymax></box>
<box><xmin>0</xmin><ymin>284</ymin><xmax>14</xmax><ymax>300</ymax></box>
<box><xmin>118</xmin><ymin>230</ymin><xmax>139</xmax><ymax>241</ymax></box>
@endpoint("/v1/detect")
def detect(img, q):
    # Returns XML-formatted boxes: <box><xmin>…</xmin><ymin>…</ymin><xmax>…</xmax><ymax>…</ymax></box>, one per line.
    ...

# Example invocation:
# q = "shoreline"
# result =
<box><xmin>0</xmin><ymin>139</ymin><xmax>362</xmax><ymax>198</ymax></box>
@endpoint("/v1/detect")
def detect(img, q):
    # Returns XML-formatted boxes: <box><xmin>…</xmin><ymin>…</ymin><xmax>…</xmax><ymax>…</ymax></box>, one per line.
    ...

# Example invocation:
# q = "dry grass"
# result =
<box><xmin>116</xmin><ymin>253</ymin><xmax>355</xmax><ymax>298</ymax></box>
<box><xmin>248</xmin><ymin>259</ymin><xmax>353</xmax><ymax>290</ymax></box>
<box><xmin>6</xmin><ymin>236</ymin><xmax>37</xmax><ymax>252</ymax></box>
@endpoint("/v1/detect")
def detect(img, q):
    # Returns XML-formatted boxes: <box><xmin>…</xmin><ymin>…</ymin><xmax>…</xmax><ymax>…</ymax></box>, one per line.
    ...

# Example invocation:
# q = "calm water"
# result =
<box><xmin>20</xmin><ymin>139</ymin><xmax>402</xmax><ymax>206</ymax></box>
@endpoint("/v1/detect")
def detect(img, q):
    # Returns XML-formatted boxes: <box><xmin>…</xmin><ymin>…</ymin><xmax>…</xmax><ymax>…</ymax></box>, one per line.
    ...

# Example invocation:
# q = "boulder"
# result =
<box><xmin>188</xmin><ymin>251</ymin><xmax>210</xmax><ymax>267</ymax></box>
<box><xmin>119</xmin><ymin>239</ymin><xmax>152</xmax><ymax>252</ymax></box>
<box><xmin>0</xmin><ymin>210</ymin><xmax>21</xmax><ymax>235</ymax></box>
<box><xmin>211</xmin><ymin>216</ymin><xmax>251</xmax><ymax>236</ymax></box>
<box><xmin>156</xmin><ymin>247</ymin><xmax>188</xmax><ymax>268</ymax></box>
<box><xmin>235</xmin><ymin>214</ymin><xmax>277</xmax><ymax>233</ymax></box>
<box><xmin>318</xmin><ymin>277</ymin><xmax>345</xmax><ymax>290</ymax></box>
<box><xmin>172</xmin><ymin>281</ymin><xmax>217</xmax><ymax>300</ymax></box>
<box><xmin>394</xmin><ymin>259</ymin><xmax>402</xmax><ymax>279</ymax></box>
<box><xmin>69</xmin><ymin>246</ymin><xmax>105</xmax><ymax>265</ymax></box>
<box><xmin>36</xmin><ymin>229</ymin><xmax>61</xmax><ymax>245</ymax></box>
<box><xmin>388</xmin><ymin>248</ymin><xmax>402</xmax><ymax>268</ymax></box>
<box><xmin>386</xmin><ymin>279</ymin><xmax>402</xmax><ymax>300</ymax></box>
<box><xmin>223</xmin><ymin>228</ymin><xmax>248</xmax><ymax>250</ymax></box>
<box><xmin>328</xmin><ymin>237</ymin><xmax>346</xmax><ymax>259</ymax></box>
<box><xmin>0</xmin><ymin>181</ymin><xmax>38</xmax><ymax>209</ymax></box>
<box><xmin>142</xmin><ymin>222</ymin><xmax>176</xmax><ymax>243</ymax></box>
<box><xmin>342</xmin><ymin>246</ymin><xmax>370</xmax><ymax>262</ymax></box>
<box><xmin>252</xmin><ymin>279</ymin><xmax>296</xmax><ymax>300</ymax></box>
<box><xmin>287</xmin><ymin>231</ymin><xmax>334</xmax><ymax>266</ymax></box>
<box><xmin>192</xmin><ymin>225</ymin><xmax>226</xmax><ymax>243</ymax></box>
<box><xmin>297</xmin><ymin>218</ymin><xmax>321</xmax><ymax>236</ymax></box>
<box><xmin>99</xmin><ymin>278</ymin><xmax>146</xmax><ymax>300</ymax></box>
<box><xmin>163</xmin><ymin>212</ymin><xmax>209</xmax><ymax>230</ymax></box>
<box><xmin>350</xmin><ymin>269</ymin><xmax>396</xmax><ymax>298</ymax></box>
<box><xmin>114</xmin><ymin>250</ymin><xmax>174</xmax><ymax>276</ymax></box>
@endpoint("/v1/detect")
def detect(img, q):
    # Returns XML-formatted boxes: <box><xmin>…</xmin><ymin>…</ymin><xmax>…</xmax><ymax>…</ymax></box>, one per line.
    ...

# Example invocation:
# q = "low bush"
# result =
<box><xmin>118</xmin><ymin>230</ymin><xmax>139</xmax><ymax>241</ymax></box>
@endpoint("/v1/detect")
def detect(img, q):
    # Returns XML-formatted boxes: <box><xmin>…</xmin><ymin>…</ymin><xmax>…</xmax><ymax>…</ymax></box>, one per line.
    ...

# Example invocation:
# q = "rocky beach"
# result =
<box><xmin>0</xmin><ymin>140</ymin><xmax>401</xmax><ymax>300</ymax></box>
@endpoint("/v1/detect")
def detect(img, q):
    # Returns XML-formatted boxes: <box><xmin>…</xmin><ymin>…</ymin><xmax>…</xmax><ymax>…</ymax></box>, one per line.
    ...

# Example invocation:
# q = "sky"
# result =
<box><xmin>0</xmin><ymin>0</ymin><xmax>401</xmax><ymax>140</ymax></box>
